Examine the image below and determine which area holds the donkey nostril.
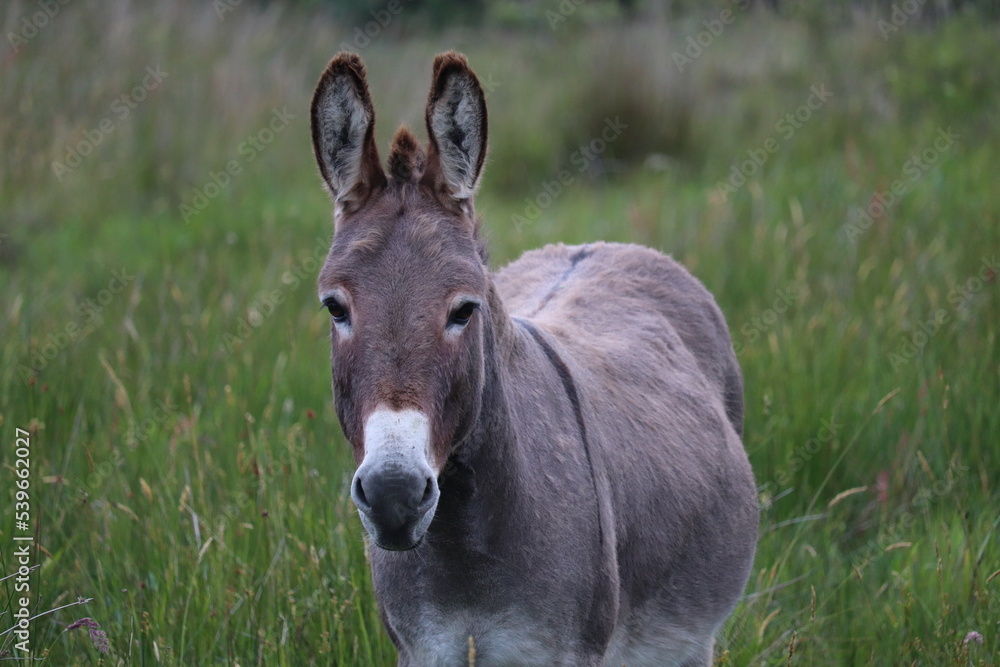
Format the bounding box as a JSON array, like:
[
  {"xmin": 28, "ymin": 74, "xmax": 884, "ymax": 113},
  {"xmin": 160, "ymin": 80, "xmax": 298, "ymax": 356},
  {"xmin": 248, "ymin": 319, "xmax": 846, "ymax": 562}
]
[
  {"xmin": 420, "ymin": 477, "xmax": 435, "ymax": 506},
  {"xmin": 352, "ymin": 475, "xmax": 371, "ymax": 510}
]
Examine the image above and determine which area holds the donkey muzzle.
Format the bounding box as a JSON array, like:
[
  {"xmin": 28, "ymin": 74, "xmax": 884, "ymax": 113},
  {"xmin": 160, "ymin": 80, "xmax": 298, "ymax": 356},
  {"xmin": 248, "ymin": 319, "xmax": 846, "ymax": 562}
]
[
  {"xmin": 353, "ymin": 408, "xmax": 440, "ymax": 550},
  {"xmin": 352, "ymin": 465, "xmax": 439, "ymax": 550}
]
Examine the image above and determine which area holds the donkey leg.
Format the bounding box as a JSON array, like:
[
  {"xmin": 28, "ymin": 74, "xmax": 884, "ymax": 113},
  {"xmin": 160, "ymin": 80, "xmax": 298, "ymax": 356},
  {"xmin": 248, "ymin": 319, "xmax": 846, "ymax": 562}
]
[{"xmin": 679, "ymin": 638, "xmax": 714, "ymax": 667}]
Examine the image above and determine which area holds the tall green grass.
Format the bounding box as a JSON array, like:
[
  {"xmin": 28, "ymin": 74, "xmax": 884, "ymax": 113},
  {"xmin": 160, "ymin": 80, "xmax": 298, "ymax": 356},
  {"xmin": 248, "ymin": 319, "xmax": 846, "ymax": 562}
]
[{"xmin": 1, "ymin": 1, "xmax": 998, "ymax": 664}]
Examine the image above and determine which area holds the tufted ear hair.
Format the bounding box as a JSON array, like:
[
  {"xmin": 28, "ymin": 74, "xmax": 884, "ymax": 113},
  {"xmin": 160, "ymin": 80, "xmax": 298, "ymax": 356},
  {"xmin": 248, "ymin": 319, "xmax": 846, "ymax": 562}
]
[
  {"xmin": 387, "ymin": 126, "xmax": 426, "ymax": 183},
  {"xmin": 422, "ymin": 52, "xmax": 488, "ymax": 206},
  {"xmin": 310, "ymin": 52, "xmax": 387, "ymax": 214}
]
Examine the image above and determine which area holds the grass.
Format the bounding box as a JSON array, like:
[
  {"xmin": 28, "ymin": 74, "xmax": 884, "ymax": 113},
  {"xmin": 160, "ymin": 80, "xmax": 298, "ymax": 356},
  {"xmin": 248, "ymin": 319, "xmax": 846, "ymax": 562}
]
[{"xmin": 1, "ymin": 1, "xmax": 998, "ymax": 664}]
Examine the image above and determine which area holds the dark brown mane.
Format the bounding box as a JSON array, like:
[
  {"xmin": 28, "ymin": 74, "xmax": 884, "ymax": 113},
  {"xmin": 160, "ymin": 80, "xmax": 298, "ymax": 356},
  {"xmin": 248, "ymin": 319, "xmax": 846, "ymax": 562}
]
[{"xmin": 388, "ymin": 126, "xmax": 426, "ymax": 184}]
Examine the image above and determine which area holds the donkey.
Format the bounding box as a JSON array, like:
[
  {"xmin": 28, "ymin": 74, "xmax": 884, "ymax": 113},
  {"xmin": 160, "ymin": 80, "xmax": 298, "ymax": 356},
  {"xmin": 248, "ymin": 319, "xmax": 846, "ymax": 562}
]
[{"xmin": 309, "ymin": 51, "xmax": 759, "ymax": 666}]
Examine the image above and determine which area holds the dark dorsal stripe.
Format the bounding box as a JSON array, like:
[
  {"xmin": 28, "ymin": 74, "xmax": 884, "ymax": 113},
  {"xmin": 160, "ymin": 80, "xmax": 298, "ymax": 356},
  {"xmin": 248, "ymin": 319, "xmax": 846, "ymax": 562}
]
[
  {"xmin": 526, "ymin": 245, "xmax": 593, "ymax": 317},
  {"xmin": 514, "ymin": 317, "xmax": 604, "ymax": 547}
]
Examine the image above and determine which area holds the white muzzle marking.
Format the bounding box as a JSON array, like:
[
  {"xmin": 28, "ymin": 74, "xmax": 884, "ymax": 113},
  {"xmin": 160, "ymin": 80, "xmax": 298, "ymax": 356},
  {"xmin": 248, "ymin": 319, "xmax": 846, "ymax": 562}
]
[
  {"xmin": 361, "ymin": 408, "xmax": 434, "ymax": 472},
  {"xmin": 353, "ymin": 407, "xmax": 439, "ymax": 550}
]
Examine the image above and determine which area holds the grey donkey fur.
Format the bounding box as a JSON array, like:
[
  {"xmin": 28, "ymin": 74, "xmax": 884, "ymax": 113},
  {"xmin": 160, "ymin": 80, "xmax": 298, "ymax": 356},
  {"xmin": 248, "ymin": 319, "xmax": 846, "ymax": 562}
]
[{"xmin": 310, "ymin": 51, "xmax": 759, "ymax": 666}]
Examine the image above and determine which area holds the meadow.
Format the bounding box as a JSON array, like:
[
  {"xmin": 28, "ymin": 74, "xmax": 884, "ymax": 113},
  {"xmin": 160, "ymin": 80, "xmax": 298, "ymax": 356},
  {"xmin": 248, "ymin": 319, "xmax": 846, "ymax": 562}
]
[{"xmin": 1, "ymin": 0, "xmax": 998, "ymax": 664}]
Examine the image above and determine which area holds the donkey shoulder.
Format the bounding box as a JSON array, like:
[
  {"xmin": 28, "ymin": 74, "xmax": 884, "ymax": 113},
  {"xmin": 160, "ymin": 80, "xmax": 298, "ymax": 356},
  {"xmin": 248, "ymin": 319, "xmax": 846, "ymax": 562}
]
[
  {"xmin": 496, "ymin": 241, "xmax": 744, "ymax": 436},
  {"xmin": 497, "ymin": 241, "xmax": 717, "ymax": 324}
]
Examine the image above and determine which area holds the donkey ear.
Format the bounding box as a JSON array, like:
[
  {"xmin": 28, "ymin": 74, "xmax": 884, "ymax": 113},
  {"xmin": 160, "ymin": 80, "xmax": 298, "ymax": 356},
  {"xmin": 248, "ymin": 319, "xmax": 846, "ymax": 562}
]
[
  {"xmin": 310, "ymin": 52, "xmax": 386, "ymax": 210},
  {"xmin": 423, "ymin": 52, "xmax": 488, "ymax": 202}
]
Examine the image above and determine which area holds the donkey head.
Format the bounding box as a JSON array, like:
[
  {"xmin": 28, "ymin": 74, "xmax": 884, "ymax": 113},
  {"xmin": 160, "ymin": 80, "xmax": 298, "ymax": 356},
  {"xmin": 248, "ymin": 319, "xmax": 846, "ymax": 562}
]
[{"xmin": 310, "ymin": 52, "xmax": 489, "ymax": 551}]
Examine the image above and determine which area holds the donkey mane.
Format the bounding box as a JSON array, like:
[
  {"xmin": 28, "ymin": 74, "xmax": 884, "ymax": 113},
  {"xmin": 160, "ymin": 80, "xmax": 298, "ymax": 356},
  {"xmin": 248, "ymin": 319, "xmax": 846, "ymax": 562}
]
[{"xmin": 387, "ymin": 127, "xmax": 426, "ymax": 184}]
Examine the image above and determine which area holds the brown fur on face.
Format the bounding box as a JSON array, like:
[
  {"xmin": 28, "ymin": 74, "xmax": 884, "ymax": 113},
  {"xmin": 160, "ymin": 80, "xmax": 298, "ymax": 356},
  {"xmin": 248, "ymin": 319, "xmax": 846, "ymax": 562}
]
[
  {"xmin": 318, "ymin": 182, "xmax": 489, "ymax": 471},
  {"xmin": 311, "ymin": 51, "xmax": 493, "ymax": 471},
  {"xmin": 309, "ymin": 51, "xmax": 758, "ymax": 665}
]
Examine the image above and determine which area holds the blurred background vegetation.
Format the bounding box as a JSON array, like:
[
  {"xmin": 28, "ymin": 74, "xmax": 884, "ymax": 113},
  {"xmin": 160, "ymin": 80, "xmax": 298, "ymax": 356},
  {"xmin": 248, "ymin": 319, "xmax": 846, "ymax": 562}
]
[{"xmin": 1, "ymin": 0, "xmax": 998, "ymax": 664}]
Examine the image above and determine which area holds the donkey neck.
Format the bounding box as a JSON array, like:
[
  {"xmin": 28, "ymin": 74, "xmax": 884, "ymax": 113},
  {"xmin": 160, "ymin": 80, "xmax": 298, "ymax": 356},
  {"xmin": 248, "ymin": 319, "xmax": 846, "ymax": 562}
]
[
  {"xmin": 428, "ymin": 279, "xmax": 529, "ymax": 544},
  {"xmin": 428, "ymin": 277, "xmax": 599, "ymax": 553},
  {"xmin": 442, "ymin": 280, "xmax": 519, "ymax": 488}
]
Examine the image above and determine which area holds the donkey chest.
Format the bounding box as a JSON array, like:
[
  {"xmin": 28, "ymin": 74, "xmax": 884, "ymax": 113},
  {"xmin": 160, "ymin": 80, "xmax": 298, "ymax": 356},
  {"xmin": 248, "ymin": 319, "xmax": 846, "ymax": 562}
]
[{"xmin": 394, "ymin": 606, "xmax": 560, "ymax": 666}]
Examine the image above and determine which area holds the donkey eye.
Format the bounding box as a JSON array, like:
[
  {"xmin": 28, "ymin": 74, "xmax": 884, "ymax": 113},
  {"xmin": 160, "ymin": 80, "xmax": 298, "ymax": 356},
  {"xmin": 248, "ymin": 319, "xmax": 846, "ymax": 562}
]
[
  {"xmin": 448, "ymin": 302, "xmax": 478, "ymax": 328},
  {"xmin": 323, "ymin": 297, "xmax": 349, "ymax": 324}
]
